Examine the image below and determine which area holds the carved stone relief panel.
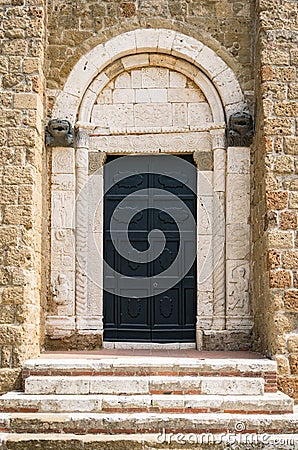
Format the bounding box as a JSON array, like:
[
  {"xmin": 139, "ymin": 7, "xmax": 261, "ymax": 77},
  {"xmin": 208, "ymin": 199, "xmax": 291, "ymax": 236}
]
[
  {"xmin": 226, "ymin": 260, "xmax": 253, "ymax": 331},
  {"xmin": 51, "ymin": 192, "xmax": 75, "ymax": 229},
  {"xmin": 52, "ymin": 148, "xmax": 75, "ymax": 174},
  {"xmin": 49, "ymin": 144, "xmax": 76, "ymax": 333},
  {"xmin": 226, "ymin": 146, "xmax": 252, "ymax": 335},
  {"xmin": 197, "ymin": 292, "xmax": 214, "ymax": 330},
  {"xmin": 90, "ymin": 132, "xmax": 212, "ymax": 154},
  {"xmin": 226, "ymin": 174, "xmax": 250, "ymax": 224},
  {"xmin": 51, "ymin": 229, "xmax": 75, "ymax": 271}
]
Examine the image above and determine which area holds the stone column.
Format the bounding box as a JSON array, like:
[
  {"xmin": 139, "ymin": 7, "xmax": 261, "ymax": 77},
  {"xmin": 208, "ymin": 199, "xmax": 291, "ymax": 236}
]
[
  {"xmin": 193, "ymin": 148, "xmax": 214, "ymax": 349},
  {"xmin": 75, "ymin": 127, "xmax": 91, "ymax": 325},
  {"xmin": 84, "ymin": 150, "xmax": 107, "ymax": 335},
  {"xmin": 211, "ymin": 129, "xmax": 226, "ymax": 330}
]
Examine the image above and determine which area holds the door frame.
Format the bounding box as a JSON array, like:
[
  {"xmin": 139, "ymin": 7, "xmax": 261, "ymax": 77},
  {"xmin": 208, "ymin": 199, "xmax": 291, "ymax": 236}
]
[{"xmin": 47, "ymin": 29, "xmax": 252, "ymax": 350}]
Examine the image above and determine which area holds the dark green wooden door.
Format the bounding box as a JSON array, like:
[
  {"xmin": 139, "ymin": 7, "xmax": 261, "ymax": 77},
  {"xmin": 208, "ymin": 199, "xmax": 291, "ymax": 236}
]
[{"xmin": 103, "ymin": 155, "xmax": 196, "ymax": 342}]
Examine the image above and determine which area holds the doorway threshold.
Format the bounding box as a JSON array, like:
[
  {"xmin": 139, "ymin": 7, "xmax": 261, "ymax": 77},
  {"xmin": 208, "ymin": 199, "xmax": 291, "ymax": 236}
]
[{"xmin": 103, "ymin": 341, "xmax": 196, "ymax": 350}]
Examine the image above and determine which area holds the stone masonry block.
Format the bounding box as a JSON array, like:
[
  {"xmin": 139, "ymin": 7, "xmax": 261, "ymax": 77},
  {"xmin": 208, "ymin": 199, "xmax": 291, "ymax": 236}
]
[
  {"xmin": 283, "ymin": 251, "xmax": 298, "ymax": 269},
  {"xmin": 267, "ymin": 250, "xmax": 281, "ymax": 269},
  {"xmin": 0, "ymin": 186, "xmax": 18, "ymax": 205},
  {"xmin": 280, "ymin": 211, "xmax": 297, "ymax": 230},
  {"xmin": 2, "ymin": 39, "xmax": 27, "ymax": 55},
  {"xmin": 289, "ymin": 192, "xmax": 298, "ymax": 209},
  {"xmin": 284, "ymin": 290, "xmax": 298, "ymax": 312},
  {"xmin": 275, "ymin": 355, "xmax": 290, "ymax": 375},
  {"xmin": 7, "ymin": 128, "xmax": 36, "ymax": 147},
  {"xmin": 288, "ymin": 334, "xmax": 298, "ymax": 353},
  {"xmin": 273, "ymin": 156, "xmax": 294, "ymax": 174},
  {"xmin": 14, "ymin": 93, "xmax": 39, "ymax": 110},
  {"xmin": 3, "ymin": 205, "xmax": 33, "ymax": 228},
  {"xmin": 269, "ymin": 270, "xmax": 292, "ymax": 288},
  {"xmin": 289, "ymin": 355, "xmax": 298, "ymax": 375},
  {"xmin": 266, "ymin": 191, "xmax": 288, "ymax": 210},
  {"xmin": 267, "ymin": 230, "xmax": 293, "ymax": 248},
  {"xmin": 274, "ymin": 102, "xmax": 298, "ymax": 117},
  {"xmin": 264, "ymin": 118, "xmax": 293, "ymax": 136},
  {"xmin": 2, "ymin": 166, "xmax": 35, "ymax": 185}
]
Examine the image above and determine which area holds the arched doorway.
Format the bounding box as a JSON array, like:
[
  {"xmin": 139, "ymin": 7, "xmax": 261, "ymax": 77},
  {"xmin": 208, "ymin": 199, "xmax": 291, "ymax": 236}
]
[{"xmin": 47, "ymin": 29, "xmax": 252, "ymax": 350}]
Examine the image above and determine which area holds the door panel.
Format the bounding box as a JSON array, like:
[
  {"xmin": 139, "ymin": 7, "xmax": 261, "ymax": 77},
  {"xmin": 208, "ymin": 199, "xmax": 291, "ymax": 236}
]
[{"xmin": 103, "ymin": 155, "xmax": 196, "ymax": 342}]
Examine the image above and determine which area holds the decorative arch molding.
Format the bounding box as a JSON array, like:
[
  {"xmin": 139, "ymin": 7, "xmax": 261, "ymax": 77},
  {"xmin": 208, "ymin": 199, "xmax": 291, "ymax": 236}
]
[{"xmin": 52, "ymin": 28, "xmax": 245, "ymax": 125}]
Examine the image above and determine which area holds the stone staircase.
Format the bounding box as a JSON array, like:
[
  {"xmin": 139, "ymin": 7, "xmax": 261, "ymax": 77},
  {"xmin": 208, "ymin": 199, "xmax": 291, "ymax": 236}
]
[{"xmin": 0, "ymin": 354, "xmax": 298, "ymax": 449}]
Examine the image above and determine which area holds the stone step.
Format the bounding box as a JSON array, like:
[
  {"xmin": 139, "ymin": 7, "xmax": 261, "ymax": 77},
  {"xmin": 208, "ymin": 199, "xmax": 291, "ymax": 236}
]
[
  {"xmin": 0, "ymin": 391, "xmax": 293, "ymax": 414},
  {"xmin": 0, "ymin": 432, "xmax": 298, "ymax": 449},
  {"xmin": 1, "ymin": 410, "xmax": 298, "ymax": 435},
  {"xmin": 22, "ymin": 356, "xmax": 278, "ymax": 392},
  {"xmin": 24, "ymin": 375, "xmax": 265, "ymax": 396},
  {"xmin": 23, "ymin": 356, "xmax": 277, "ymax": 377}
]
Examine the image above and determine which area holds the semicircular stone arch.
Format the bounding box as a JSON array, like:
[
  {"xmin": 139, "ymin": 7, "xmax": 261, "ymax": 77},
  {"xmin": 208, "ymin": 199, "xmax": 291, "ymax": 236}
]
[
  {"xmin": 52, "ymin": 28, "xmax": 245, "ymax": 126},
  {"xmin": 78, "ymin": 54, "xmax": 223, "ymax": 132}
]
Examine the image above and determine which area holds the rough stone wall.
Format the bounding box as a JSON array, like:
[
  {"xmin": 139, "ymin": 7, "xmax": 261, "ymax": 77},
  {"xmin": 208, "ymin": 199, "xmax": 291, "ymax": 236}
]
[
  {"xmin": 0, "ymin": 0, "xmax": 45, "ymax": 392},
  {"xmin": 46, "ymin": 0, "xmax": 255, "ymax": 113},
  {"xmin": 253, "ymin": 0, "xmax": 298, "ymax": 401}
]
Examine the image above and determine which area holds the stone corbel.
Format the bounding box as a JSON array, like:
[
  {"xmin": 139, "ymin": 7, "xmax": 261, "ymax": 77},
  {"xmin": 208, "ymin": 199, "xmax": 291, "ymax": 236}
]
[
  {"xmin": 227, "ymin": 112, "xmax": 253, "ymax": 147},
  {"xmin": 45, "ymin": 119, "xmax": 74, "ymax": 147}
]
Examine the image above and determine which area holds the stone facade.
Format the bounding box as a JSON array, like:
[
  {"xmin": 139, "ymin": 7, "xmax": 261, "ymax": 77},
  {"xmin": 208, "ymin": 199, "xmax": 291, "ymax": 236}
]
[{"xmin": 0, "ymin": 0, "xmax": 297, "ymax": 402}]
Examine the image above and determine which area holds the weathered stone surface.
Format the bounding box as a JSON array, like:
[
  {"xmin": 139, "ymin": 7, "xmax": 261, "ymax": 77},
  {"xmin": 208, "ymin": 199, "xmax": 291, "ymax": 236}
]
[
  {"xmin": 284, "ymin": 290, "xmax": 298, "ymax": 312},
  {"xmin": 275, "ymin": 355, "xmax": 290, "ymax": 376},
  {"xmin": 267, "ymin": 250, "xmax": 281, "ymax": 269},
  {"xmin": 266, "ymin": 192, "xmax": 288, "ymax": 210},
  {"xmin": 280, "ymin": 212, "xmax": 297, "ymax": 230},
  {"xmin": 268, "ymin": 231, "xmax": 293, "ymax": 249},
  {"xmin": 269, "ymin": 270, "xmax": 292, "ymax": 289}
]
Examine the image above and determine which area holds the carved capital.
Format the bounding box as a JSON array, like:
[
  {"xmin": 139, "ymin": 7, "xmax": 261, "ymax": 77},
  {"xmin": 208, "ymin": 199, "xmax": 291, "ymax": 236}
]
[
  {"xmin": 45, "ymin": 119, "xmax": 74, "ymax": 147},
  {"xmin": 88, "ymin": 151, "xmax": 107, "ymax": 174},
  {"xmin": 193, "ymin": 151, "xmax": 199, "ymax": 166},
  {"xmin": 210, "ymin": 129, "xmax": 226, "ymax": 150},
  {"xmin": 228, "ymin": 112, "xmax": 253, "ymax": 147},
  {"xmin": 193, "ymin": 151, "xmax": 213, "ymax": 171},
  {"xmin": 75, "ymin": 128, "xmax": 90, "ymax": 149}
]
